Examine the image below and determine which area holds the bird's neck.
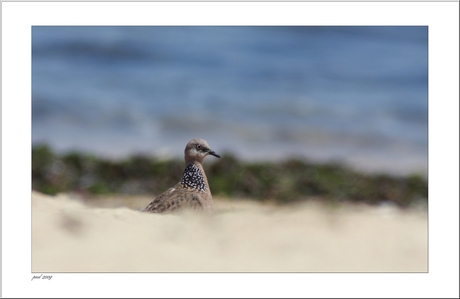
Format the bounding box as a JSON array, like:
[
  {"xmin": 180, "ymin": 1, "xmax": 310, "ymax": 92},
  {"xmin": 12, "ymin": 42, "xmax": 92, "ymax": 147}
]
[{"xmin": 180, "ymin": 162, "xmax": 209, "ymax": 192}]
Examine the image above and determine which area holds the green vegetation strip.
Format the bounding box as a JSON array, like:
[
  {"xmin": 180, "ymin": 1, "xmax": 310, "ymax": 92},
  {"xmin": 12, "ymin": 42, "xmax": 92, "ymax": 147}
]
[{"xmin": 32, "ymin": 144, "xmax": 427, "ymax": 207}]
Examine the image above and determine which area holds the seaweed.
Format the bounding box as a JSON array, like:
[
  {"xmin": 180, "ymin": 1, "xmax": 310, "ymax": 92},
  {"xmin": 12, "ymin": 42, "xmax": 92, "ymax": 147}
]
[{"xmin": 32, "ymin": 144, "xmax": 428, "ymax": 207}]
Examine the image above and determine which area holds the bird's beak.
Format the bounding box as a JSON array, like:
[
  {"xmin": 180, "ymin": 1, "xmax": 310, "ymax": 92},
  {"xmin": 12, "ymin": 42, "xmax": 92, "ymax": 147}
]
[{"xmin": 208, "ymin": 149, "xmax": 220, "ymax": 158}]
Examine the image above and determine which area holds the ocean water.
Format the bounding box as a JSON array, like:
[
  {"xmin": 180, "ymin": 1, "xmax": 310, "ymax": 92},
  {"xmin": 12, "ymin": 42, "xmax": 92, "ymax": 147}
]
[{"xmin": 32, "ymin": 26, "xmax": 428, "ymax": 175}]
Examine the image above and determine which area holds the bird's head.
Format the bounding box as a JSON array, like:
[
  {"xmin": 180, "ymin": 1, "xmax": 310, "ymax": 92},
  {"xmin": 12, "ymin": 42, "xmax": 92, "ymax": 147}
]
[{"xmin": 184, "ymin": 139, "xmax": 220, "ymax": 164}]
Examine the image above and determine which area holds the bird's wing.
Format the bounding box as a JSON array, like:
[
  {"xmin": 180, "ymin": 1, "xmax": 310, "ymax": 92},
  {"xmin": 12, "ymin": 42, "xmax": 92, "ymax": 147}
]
[{"xmin": 141, "ymin": 186, "xmax": 204, "ymax": 213}]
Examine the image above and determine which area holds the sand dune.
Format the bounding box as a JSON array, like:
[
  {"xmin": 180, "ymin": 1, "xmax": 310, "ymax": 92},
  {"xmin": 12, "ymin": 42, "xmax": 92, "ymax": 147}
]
[{"xmin": 32, "ymin": 191, "xmax": 427, "ymax": 272}]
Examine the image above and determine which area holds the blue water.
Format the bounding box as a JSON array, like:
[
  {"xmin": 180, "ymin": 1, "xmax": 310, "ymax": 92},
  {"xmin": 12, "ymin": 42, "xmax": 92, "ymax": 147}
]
[{"xmin": 32, "ymin": 26, "xmax": 428, "ymax": 175}]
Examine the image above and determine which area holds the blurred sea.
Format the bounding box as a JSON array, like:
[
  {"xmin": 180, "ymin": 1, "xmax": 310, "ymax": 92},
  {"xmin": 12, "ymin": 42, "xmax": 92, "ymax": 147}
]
[{"xmin": 32, "ymin": 26, "xmax": 428, "ymax": 176}]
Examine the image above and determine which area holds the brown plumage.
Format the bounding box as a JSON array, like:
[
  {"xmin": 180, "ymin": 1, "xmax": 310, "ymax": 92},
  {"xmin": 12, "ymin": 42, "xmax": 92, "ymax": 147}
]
[{"xmin": 141, "ymin": 139, "xmax": 220, "ymax": 214}]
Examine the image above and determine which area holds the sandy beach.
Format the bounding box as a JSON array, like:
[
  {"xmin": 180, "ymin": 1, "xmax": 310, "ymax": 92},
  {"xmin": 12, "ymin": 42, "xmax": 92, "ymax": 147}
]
[{"xmin": 32, "ymin": 191, "xmax": 427, "ymax": 272}]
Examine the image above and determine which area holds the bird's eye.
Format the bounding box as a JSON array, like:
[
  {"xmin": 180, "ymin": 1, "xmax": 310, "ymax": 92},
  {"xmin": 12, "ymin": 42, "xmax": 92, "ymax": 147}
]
[{"xmin": 196, "ymin": 144, "xmax": 202, "ymax": 150}]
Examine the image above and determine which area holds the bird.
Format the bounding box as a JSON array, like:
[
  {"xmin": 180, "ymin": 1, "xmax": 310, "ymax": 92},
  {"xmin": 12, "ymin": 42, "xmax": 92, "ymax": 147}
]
[{"xmin": 141, "ymin": 139, "xmax": 220, "ymax": 214}]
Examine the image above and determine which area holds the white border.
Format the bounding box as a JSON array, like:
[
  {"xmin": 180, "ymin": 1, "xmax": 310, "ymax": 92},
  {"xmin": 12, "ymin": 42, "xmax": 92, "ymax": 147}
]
[{"xmin": 2, "ymin": 1, "xmax": 459, "ymax": 298}]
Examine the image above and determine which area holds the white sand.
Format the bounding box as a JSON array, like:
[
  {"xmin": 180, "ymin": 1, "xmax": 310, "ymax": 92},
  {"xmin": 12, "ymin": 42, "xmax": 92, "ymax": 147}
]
[{"xmin": 32, "ymin": 191, "xmax": 427, "ymax": 272}]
